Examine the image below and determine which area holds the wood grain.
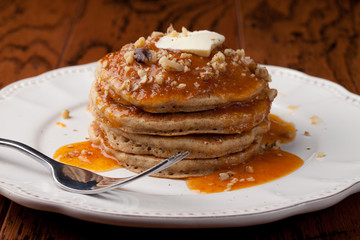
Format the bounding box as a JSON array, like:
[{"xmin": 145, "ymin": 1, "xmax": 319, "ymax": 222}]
[
  {"xmin": 58, "ymin": 0, "xmax": 239, "ymax": 67},
  {"xmin": 0, "ymin": 196, "xmax": 10, "ymax": 229},
  {"xmin": 239, "ymin": 0, "xmax": 360, "ymax": 93},
  {"xmin": 0, "ymin": 0, "xmax": 80, "ymax": 87},
  {"xmin": 0, "ymin": 0, "xmax": 360, "ymax": 239}
]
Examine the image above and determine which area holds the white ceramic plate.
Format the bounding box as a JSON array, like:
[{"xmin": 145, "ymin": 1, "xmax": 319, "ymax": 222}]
[{"xmin": 1, "ymin": 63, "xmax": 360, "ymax": 228}]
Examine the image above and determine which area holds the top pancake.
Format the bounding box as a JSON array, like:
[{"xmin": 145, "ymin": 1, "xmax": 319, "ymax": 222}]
[{"xmin": 96, "ymin": 28, "xmax": 273, "ymax": 113}]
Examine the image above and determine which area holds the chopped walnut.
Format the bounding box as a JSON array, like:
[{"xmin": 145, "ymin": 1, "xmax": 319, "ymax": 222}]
[
  {"xmin": 157, "ymin": 49, "xmax": 169, "ymax": 59},
  {"xmin": 210, "ymin": 51, "xmax": 227, "ymax": 72},
  {"xmin": 316, "ymin": 152, "xmax": 325, "ymax": 158},
  {"xmin": 200, "ymin": 66, "xmax": 215, "ymax": 79},
  {"xmin": 264, "ymin": 139, "xmax": 281, "ymax": 150},
  {"xmin": 124, "ymin": 51, "xmax": 134, "ymax": 64},
  {"xmin": 137, "ymin": 69, "xmax": 148, "ymax": 84},
  {"xmin": 166, "ymin": 25, "xmax": 192, "ymax": 38},
  {"xmin": 243, "ymin": 57, "xmax": 257, "ymax": 72},
  {"xmin": 245, "ymin": 166, "xmax": 254, "ymax": 173},
  {"xmin": 236, "ymin": 49, "xmax": 245, "ymax": 58},
  {"xmin": 159, "ymin": 56, "xmax": 184, "ymax": 71},
  {"xmin": 120, "ymin": 80, "xmax": 131, "ymax": 91},
  {"xmin": 181, "ymin": 26, "xmax": 189, "ymax": 37},
  {"xmin": 124, "ymin": 66, "xmax": 130, "ymax": 75},
  {"xmin": 155, "ymin": 73, "xmax": 165, "ymax": 84},
  {"xmin": 134, "ymin": 47, "xmax": 152, "ymax": 63},
  {"xmin": 166, "ymin": 25, "xmax": 179, "ymax": 37},
  {"xmin": 224, "ymin": 48, "xmax": 234, "ymax": 55},
  {"xmin": 151, "ymin": 31, "xmax": 163, "ymax": 38},
  {"xmin": 101, "ymin": 59, "xmax": 108, "ymax": 68},
  {"xmin": 134, "ymin": 47, "xmax": 157, "ymax": 64},
  {"xmin": 149, "ymin": 50, "xmax": 158, "ymax": 63},
  {"xmin": 177, "ymin": 83, "xmax": 186, "ymax": 89},
  {"xmin": 219, "ymin": 172, "xmax": 230, "ymax": 181},
  {"xmin": 134, "ymin": 37, "xmax": 146, "ymax": 48},
  {"xmin": 255, "ymin": 66, "xmax": 267, "ymax": 78},
  {"xmin": 224, "ymin": 48, "xmax": 245, "ymax": 64},
  {"xmin": 255, "ymin": 66, "xmax": 271, "ymax": 81},
  {"xmin": 66, "ymin": 151, "xmax": 80, "ymax": 158},
  {"xmin": 81, "ymin": 149, "xmax": 93, "ymax": 155},
  {"xmin": 61, "ymin": 109, "xmax": 70, "ymax": 119},
  {"xmin": 219, "ymin": 171, "xmax": 236, "ymax": 181},
  {"xmin": 180, "ymin": 53, "xmax": 192, "ymax": 58},
  {"xmin": 266, "ymin": 88, "xmax": 278, "ymax": 101},
  {"xmin": 225, "ymin": 177, "xmax": 239, "ymax": 191}
]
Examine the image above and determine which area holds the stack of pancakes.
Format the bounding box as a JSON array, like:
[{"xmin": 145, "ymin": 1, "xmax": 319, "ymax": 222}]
[{"xmin": 88, "ymin": 27, "xmax": 277, "ymax": 178}]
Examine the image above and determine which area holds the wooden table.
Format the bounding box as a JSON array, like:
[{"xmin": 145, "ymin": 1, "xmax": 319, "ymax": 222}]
[{"xmin": 1, "ymin": 0, "xmax": 359, "ymax": 238}]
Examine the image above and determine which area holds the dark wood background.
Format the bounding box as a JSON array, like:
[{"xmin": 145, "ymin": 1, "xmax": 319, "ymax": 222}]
[{"xmin": 0, "ymin": 0, "xmax": 359, "ymax": 239}]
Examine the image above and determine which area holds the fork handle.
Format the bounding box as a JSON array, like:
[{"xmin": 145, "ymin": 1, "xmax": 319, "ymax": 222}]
[{"xmin": 0, "ymin": 138, "xmax": 55, "ymax": 170}]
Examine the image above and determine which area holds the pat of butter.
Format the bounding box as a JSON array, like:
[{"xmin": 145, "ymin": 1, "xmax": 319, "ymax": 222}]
[{"xmin": 155, "ymin": 30, "xmax": 225, "ymax": 57}]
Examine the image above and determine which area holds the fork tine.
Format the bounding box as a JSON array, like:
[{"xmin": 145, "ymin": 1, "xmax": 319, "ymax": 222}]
[
  {"xmin": 95, "ymin": 152, "xmax": 189, "ymax": 190},
  {"xmin": 133, "ymin": 151, "xmax": 189, "ymax": 177},
  {"xmin": 154, "ymin": 151, "xmax": 189, "ymax": 173},
  {"xmin": 97, "ymin": 152, "xmax": 189, "ymax": 189},
  {"xmin": 99, "ymin": 151, "xmax": 189, "ymax": 190}
]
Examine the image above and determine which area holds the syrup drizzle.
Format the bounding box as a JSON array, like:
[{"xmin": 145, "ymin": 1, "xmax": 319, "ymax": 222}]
[{"xmin": 54, "ymin": 114, "xmax": 303, "ymax": 193}]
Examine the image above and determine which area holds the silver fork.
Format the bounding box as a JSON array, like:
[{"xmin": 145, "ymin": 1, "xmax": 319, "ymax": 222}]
[{"xmin": 0, "ymin": 138, "xmax": 188, "ymax": 194}]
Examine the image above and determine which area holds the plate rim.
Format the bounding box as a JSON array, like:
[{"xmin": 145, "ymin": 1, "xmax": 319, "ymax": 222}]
[{"xmin": 1, "ymin": 63, "xmax": 360, "ymax": 228}]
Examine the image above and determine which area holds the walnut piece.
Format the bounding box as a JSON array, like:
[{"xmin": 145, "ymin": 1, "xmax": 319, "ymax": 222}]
[
  {"xmin": 61, "ymin": 110, "xmax": 70, "ymax": 119},
  {"xmin": 155, "ymin": 73, "xmax": 165, "ymax": 84},
  {"xmin": 134, "ymin": 47, "xmax": 152, "ymax": 63},
  {"xmin": 137, "ymin": 69, "xmax": 148, "ymax": 84},
  {"xmin": 210, "ymin": 51, "xmax": 227, "ymax": 72},
  {"xmin": 134, "ymin": 37, "xmax": 146, "ymax": 48},
  {"xmin": 158, "ymin": 56, "xmax": 184, "ymax": 71},
  {"xmin": 245, "ymin": 166, "xmax": 254, "ymax": 173},
  {"xmin": 124, "ymin": 51, "xmax": 134, "ymax": 64}
]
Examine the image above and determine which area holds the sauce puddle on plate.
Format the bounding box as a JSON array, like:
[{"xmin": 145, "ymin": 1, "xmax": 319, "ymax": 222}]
[
  {"xmin": 186, "ymin": 114, "xmax": 303, "ymax": 193},
  {"xmin": 53, "ymin": 114, "xmax": 303, "ymax": 193},
  {"xmin": 53, "ymin": 141, "xmax": 122, "ymax": 172},
  {"xmin": 186, "ymin": 148, "xmax": 303, "ymax": 194}
]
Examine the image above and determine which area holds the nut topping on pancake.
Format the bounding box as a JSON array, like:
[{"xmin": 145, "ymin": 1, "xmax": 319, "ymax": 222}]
[{"xmin": 96, "ymin": 26, "xmax": 274, "ymax": 113}]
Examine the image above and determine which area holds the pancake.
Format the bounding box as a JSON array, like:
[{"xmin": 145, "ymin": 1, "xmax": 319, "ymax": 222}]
[
  {"xmin": 88, "ymin": 122, "xmax": 263, "ymax": 178},
  {"xmin": 89, "ymin": 80, "xmax": 273, "ymax": 135},
  {"xmin": 96, "ymin": 31, "xmax": 272, "ymax": 113},
  {"xmin": 93, "ymin": 119, "xmax": 269, "ymax": 159}
]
